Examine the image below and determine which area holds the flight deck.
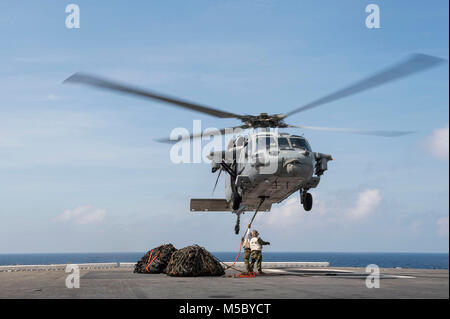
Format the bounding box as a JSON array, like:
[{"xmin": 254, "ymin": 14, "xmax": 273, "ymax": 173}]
[{"xmin": 0, "ymin": 263, "xmax": 447, "ymax": 299}]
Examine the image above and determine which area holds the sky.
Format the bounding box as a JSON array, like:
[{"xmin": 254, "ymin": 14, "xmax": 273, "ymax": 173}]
[{"xmin": 0, "ymin": 1, "xmax": 448, "ymax": 253}]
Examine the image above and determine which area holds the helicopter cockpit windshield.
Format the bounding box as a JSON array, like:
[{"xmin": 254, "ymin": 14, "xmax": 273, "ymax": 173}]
[
  {"xmin": 277, "ymin": 137, "xmax": 291, "ymax": 150},
  {"xmin": 256, "ymin": 136, "xmax": 277, "ymax": 151},
  {"xmin": 290, "ymin": 137, "xmax": 312, "ymax": 152}
]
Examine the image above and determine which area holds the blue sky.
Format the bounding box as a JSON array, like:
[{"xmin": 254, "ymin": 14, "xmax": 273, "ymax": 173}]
[{"xmin": 0, "ymin": 1, "xmax": 448, "ymax": 253}]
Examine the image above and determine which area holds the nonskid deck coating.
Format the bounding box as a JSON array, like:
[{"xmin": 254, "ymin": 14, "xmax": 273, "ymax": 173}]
[{"xmin": 0, "ymin": 267, "xmax": 447, "ymax": 299}]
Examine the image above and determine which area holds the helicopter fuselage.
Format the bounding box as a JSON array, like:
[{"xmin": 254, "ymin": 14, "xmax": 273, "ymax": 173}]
[{"xmin": 219, "ymin": 131, "xmax": 329, "ymax": 211}]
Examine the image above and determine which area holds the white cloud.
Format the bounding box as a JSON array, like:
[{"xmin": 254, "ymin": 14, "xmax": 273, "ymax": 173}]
[
  {"xmin": 437, "ymin": 217, "xmax": 449, "ymax": 237},
  {"xmin": 426, "ymin": 125, "xmax": 449, "ymax": 160},
  {"xmin": 46, "ymin": 94, "xmax": 60, "ymax": 101},
  {"xmin": 261, "ymin": 197, "xmax": 303, "ymax": 228},
  {"xmin": 54, "ymin": 205, "xmax": 106, "ymax": 225},
  {"xmin": 260, "ymin": 188, "xmax": 381, "ymax": 229},
  {"xmin": 409, "ymin": 220, "xmax": 423, "ymax": 233},
  {"xmin": 346, "ymin": 189, "xmax": 381, "ymax": 220}
]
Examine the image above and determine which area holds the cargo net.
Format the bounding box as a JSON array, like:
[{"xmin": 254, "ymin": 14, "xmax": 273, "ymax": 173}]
[
  {"xmin": 134, "ymin": 244, "xmax": 225, "ymax": 277},
  {"xmin": 134, "ymin": 244, "xmax": 177, "ymax": 274},
  {"xmin": 165, "ymin": 245, "xmax": 225, "ymax": 277}
]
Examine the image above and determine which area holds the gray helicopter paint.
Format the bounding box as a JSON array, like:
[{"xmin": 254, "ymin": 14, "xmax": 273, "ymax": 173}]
[{"xmin": 207, "ymin": 131, "xmax": 329, "ymax": 212}]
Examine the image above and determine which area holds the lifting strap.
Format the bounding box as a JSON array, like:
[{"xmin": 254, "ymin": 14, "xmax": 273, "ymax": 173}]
[
  {"xmin": 248, "ymin": 197, "xmax": 265, "ymax": 229},
  {"xmin": 145, "ymin": 249, "xmax": 161, "ymax": 273},
  {"xmin": 222, "ymin": 197, "xmax": 265, "ymax": 271}
]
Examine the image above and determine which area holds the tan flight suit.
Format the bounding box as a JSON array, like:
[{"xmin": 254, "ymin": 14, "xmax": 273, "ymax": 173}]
[{"xmin": 249, "ymin": 236, "xmax": 270, "ymax": 273}]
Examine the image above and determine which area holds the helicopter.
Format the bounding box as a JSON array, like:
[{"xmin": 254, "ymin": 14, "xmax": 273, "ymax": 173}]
[
  {"xmin": 192, "ymin": 129, "xmax": 334, "ymax": 234},
  {"xmin": 64, "ymin": 53, "xmax": 444, "ymax": 234}
]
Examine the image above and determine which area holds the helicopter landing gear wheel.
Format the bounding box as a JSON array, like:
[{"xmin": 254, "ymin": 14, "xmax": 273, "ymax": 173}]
[
  {"xmin": 302, "ymin": 192, "xmax": 313, "ymax": 211},
  {"xmin": 232, "ymin": 193, "xmax": 242, "ymax": 211}
]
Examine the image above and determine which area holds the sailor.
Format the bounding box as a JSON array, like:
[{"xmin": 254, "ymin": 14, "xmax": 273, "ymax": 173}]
[
  {"xmin": 241, "ymin": 226, "xmax": 252, "ymax": 274},
  {"xmin": 249, "ymin": 230, "xmax": 270, "ymax": 275}
]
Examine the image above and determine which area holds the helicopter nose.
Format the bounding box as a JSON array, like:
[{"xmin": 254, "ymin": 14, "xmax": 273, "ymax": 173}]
[
  {"xmin": 283, "ymin": 156, "xmax": 314, "ymax": 178},
  {"xmin": 285, "ymin": 161, "xmax": 303, "ymax": 175}
]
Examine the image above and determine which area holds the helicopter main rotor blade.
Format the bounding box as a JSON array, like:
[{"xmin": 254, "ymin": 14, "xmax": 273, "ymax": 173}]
[
  {"xmin": 155, "ymin": 125, "xmax": 249, "ymax": 144},
  {"xmin": 64, "ymin": 72, "xmax": 243, "ymax": 119},
  {"xmin": 284, "ymin": 54, "xmax": 445, "ymax": 117},
  {"xmin": 288, "ymin": 125, "xmax": 414, "ymax": 137}
]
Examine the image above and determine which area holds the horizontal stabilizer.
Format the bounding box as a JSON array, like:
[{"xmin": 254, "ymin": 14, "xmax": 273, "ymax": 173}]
[
  {"xmin": 190, "ymin": 199, "xmax": 231, "ymax": 212},
  {"xmin": 190, "ymin": 199, "xmax": 271, "ymax": 212}
]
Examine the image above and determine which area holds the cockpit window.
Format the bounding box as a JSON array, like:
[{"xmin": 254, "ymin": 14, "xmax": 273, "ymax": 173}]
[
  {"xmin": 256, "ymin": 136, "xmax": 277, "ymax": 150},
  {"xmin": 245, "ymin": 139, "xmax": 252, "ymax": 158},
  {"xmin": 277, "ymin": 137, "xmax": 291, "ymax": 150},
  {"xmin": 290, "ymin": 137, "xmax": 312, "ymax": 152}
]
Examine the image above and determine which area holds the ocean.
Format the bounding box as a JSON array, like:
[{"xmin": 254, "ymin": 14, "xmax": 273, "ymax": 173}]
[{"xmin": 0, "ymin": 252, "xmax": 447, "ymax": 269}]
